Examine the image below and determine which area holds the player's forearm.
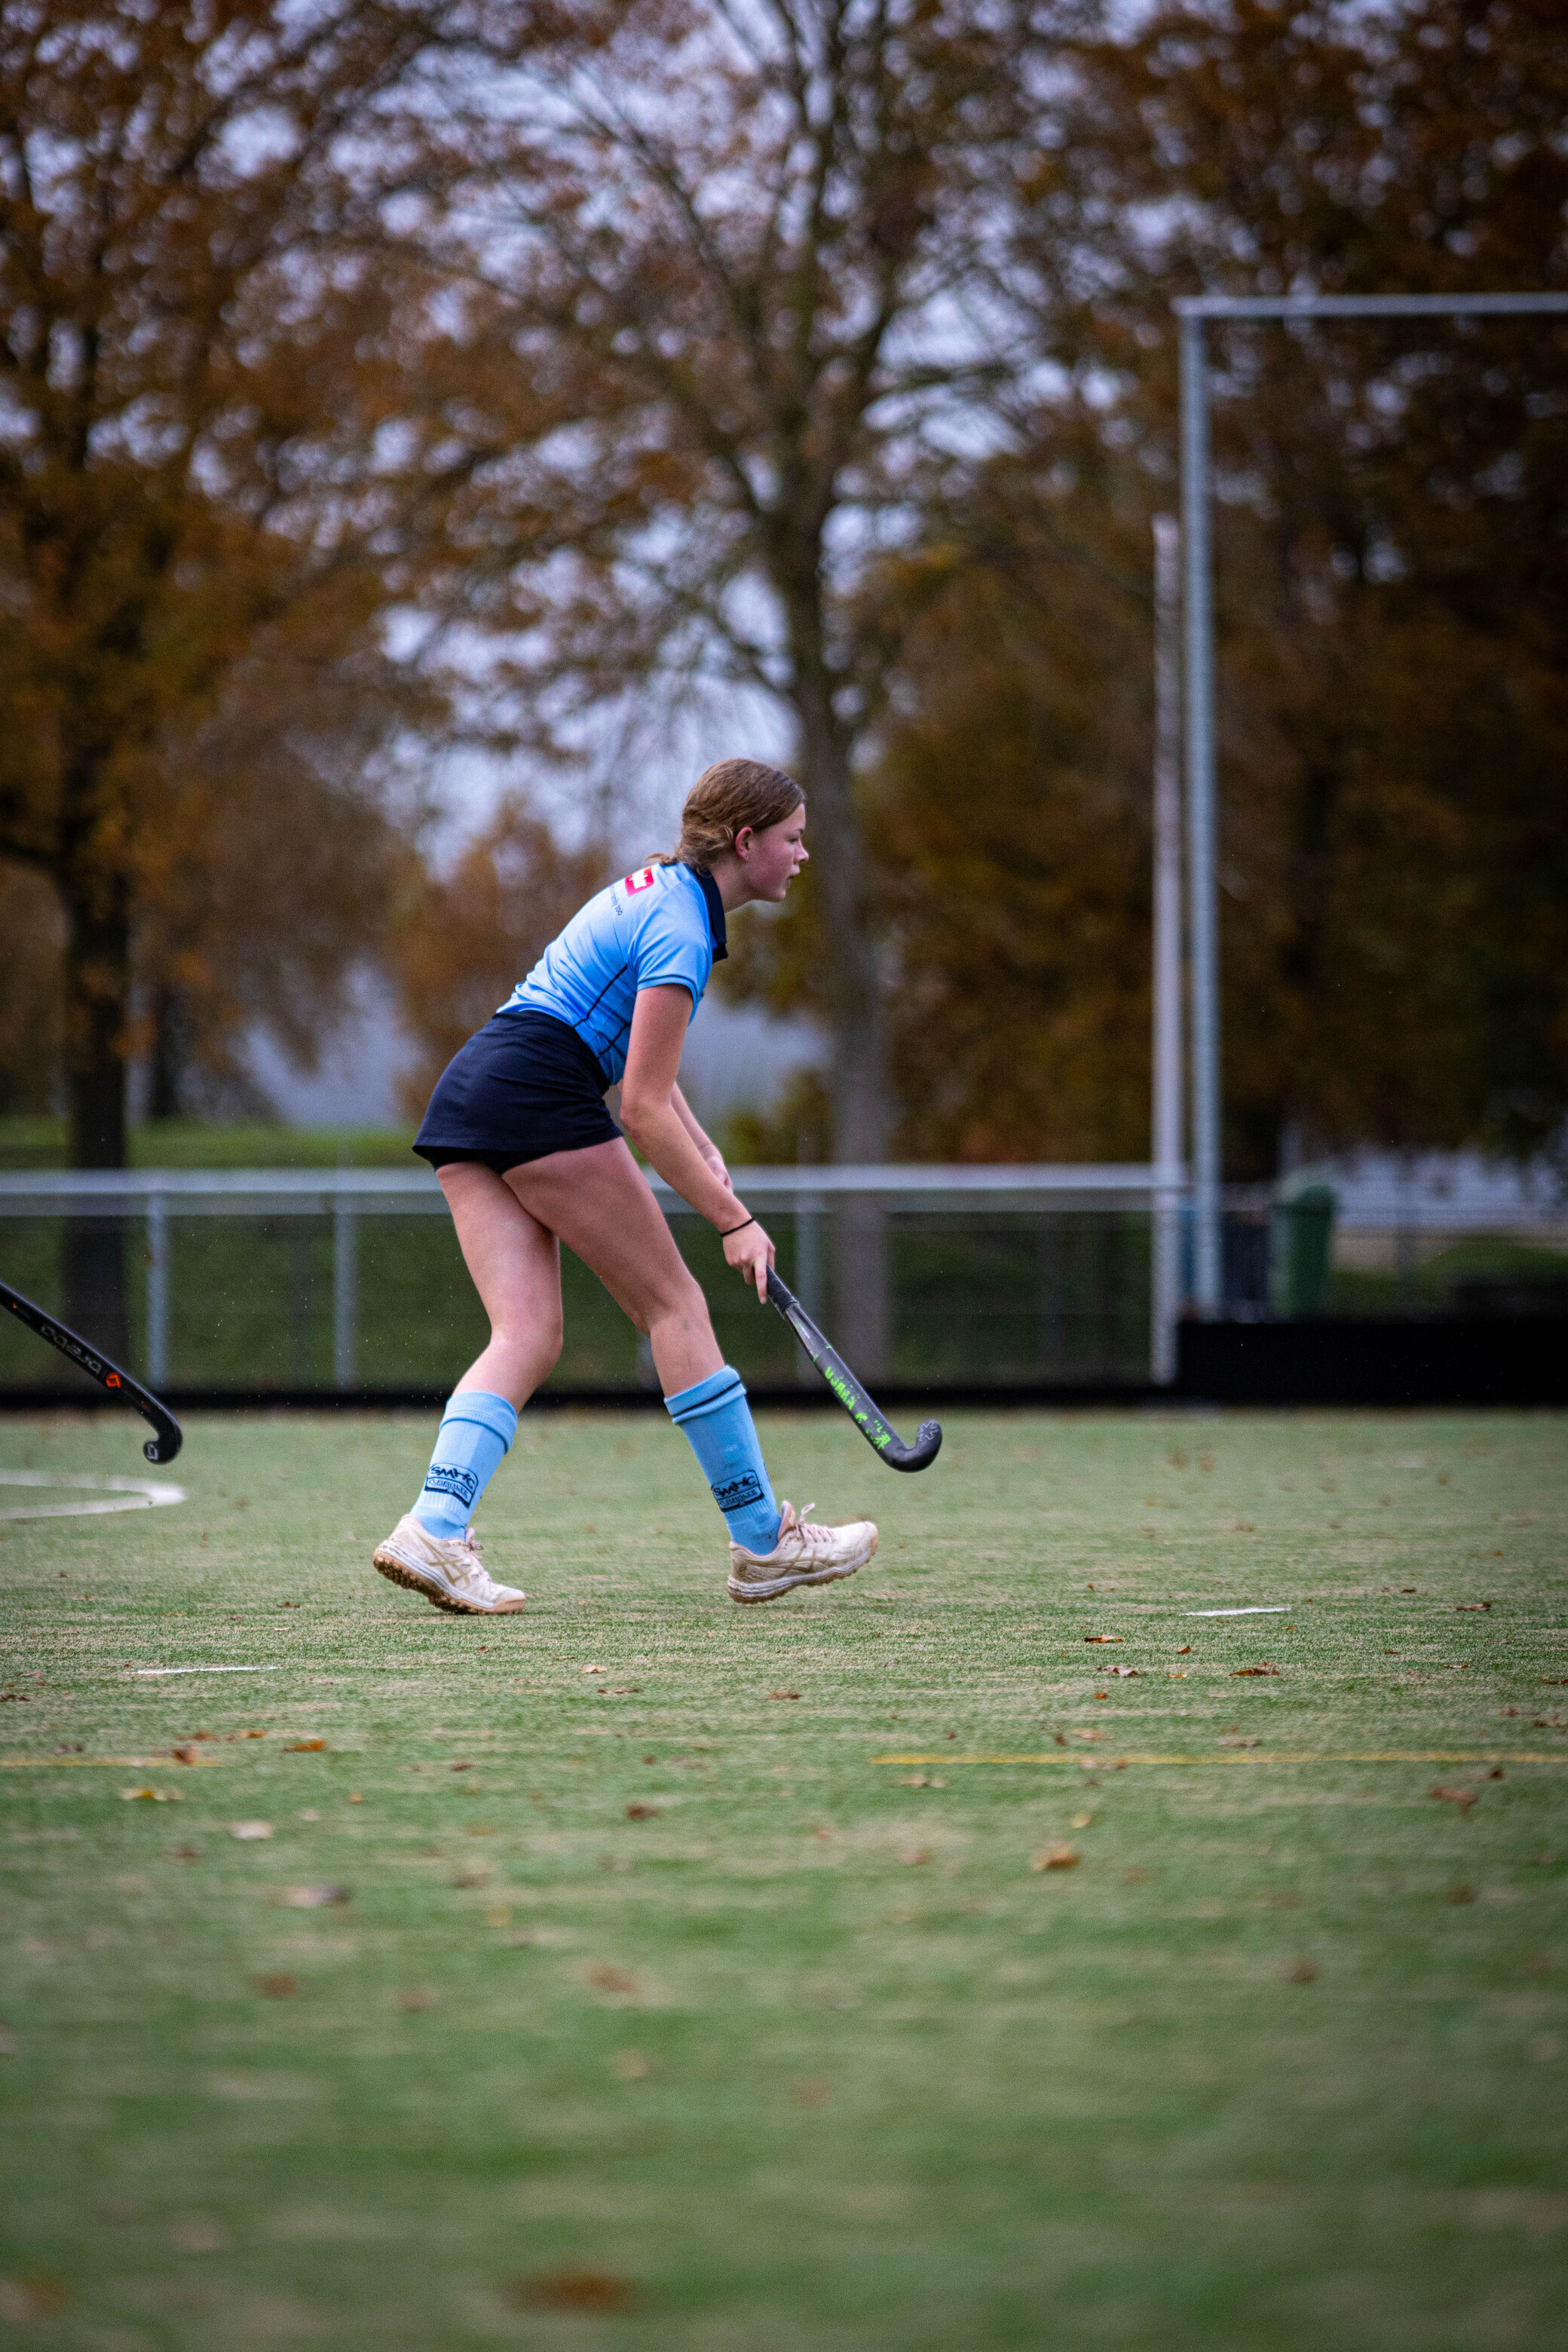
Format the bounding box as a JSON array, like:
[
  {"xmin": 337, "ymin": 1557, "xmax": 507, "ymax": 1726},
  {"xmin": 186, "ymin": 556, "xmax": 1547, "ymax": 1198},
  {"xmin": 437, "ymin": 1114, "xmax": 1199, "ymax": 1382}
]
[
  {"xmin": 669, "ymin": 1083, "xmax": 717, "ymax": 1158},
  {"xmin": 621, "ymin": 1098, "xmax": 747, "ymax": 1230}
]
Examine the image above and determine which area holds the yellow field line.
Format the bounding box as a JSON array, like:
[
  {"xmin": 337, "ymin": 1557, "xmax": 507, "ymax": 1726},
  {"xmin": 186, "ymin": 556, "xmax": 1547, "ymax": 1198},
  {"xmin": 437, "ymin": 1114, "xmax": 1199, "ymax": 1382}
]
[{"xmin": 874, "ymin": 1750, "xmax": 1568, "ymax": 1768}]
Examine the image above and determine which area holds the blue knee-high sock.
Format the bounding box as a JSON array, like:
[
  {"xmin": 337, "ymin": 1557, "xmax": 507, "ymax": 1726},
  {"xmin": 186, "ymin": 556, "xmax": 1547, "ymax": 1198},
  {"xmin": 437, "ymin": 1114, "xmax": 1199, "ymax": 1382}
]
[
  {"xmin": 664, "ymin": 1366, "xmax": 782, "ymax": 1553},
  {"xmin": 411, "ymin": 1391, "xmax": 517, "ymax": 1537}
]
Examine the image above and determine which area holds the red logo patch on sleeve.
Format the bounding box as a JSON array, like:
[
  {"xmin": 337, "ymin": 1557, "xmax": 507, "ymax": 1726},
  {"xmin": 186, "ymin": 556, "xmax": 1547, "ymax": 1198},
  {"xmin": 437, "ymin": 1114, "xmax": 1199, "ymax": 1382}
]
[{"xmin": 624, "ymin": 867, "xmax": 656, "ymax": 895}]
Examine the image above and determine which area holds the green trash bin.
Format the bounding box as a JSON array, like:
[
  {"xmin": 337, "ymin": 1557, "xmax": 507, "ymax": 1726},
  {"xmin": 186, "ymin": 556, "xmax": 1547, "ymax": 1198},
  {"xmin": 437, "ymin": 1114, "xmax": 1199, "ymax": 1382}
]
[{"xmin": 1273, "ymin": 1183, "xmax": 1336, "ymax": 1318}]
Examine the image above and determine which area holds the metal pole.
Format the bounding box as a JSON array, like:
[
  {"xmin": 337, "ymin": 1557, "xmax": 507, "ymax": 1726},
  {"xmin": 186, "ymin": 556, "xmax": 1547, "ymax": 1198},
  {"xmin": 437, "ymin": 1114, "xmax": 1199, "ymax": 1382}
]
[
  {"xmin": 1150, "ymin": 513, "xmax": 1184, "ymax": 1381},
  {"xmin": 145, "ymin": 1190, "xmax": 169, "ymax": 1388},
  {"xmin": 332, "ymin": 1199, "xmax": 357, "ymax": 1391},
  {"xmin": 1180, "ymin": 314, "xmax": 1223, "ymax": 1316}
]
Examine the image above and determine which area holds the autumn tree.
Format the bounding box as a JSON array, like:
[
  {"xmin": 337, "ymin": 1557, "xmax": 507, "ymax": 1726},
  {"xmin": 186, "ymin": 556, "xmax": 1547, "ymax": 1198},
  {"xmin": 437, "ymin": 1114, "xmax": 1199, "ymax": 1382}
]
[
  {"xmin": 419, "ymin": 0, "xmax": 1080, "ymax": 1364},
  {"xmin": 0, "ymin": 0, "xmax": 576, "ymax": 1346},
  {"xmin": 807, "ymin": 0, "xmax": 1568, "ymax": 1179},
  {"xmin": 1032, "ymin": 0, "xmax": 1568, "ymax": 1174}
]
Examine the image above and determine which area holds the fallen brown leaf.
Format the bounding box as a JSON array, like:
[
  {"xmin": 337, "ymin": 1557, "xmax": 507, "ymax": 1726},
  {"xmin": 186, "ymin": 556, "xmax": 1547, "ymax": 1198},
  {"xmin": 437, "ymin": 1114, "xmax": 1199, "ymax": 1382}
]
[
  {"xmin": 0, "ymin": 2274, "xmax": 69, "ymax": 2320},
  {"xmin": 625, "ymin": 1802, "xmax": 660, "ymax": 1819},
  {"xmin": 1456, "ymin": 1601, "xmax": 1492, "ymax": 1612},
  {"xmin": 504, "ymin": 2270, "xmax": 633, "ymax": 2314},
  {"xmin": 1175, "ymin": 1644, "xmax": 1192, "ymax": 1655},
  {"xmin": 1083, "ymin": 1634, "xmax": 1122, "ymax": 1644},
  {"xmin": 286, "ymin": 1739, "xmax": 326, "ymax": 1753},
  {"xmin": 769, "ymin": 1689, "xmax": 801, "ymax": 1700},
  {"xmin": 898, "ymin": 1846, "xmax": 931, "ymax": 1865},
  {"xmin": 587, "ymin": 1964, "xmax": 639, "ymax": 1995},
  {"xmin": 121, "ymin": 1787, "xmax": 182, "ymax": 1802},
  {"xmin": 1108, "ymin": 1665, "xmax": 1141, "ymax": 1678},
  {"xmin": 1220, "ymin": 1735, "xmax": 1261, "ymax": 1748},
  {"xmin": 1286, "ymin": 1959, "xmax": 1320, "ymax": 1983},
  {"xmin": 254, "ymin": 1972, "xmax": 300, "ymax": 1998},
  {"xmin": 1031, "ymin": 1845, "xmax": 1080, "ymax": 1871},
  {"xmin": 277, "ymin": 1885, "xmax": 350, "ymax": 1909},
  {"xmin": 1233, "ymin": 1664, "xmax": 1281, "ymax": 1677},
  {"xmin": 1444, "ymin": 1885, "xmax": 1477, "ymax": 1905},
  {"xmin": 1431, "ymin": 1785, "xmax": 1479, "ymax": 1813},
  {"xmin": 397, "ymin": 1986, "xmax": 436, "ymax": 2012},
  {"xmin": 450, "ymin": 1760, "xmax": 472, "ymax": 1772}
]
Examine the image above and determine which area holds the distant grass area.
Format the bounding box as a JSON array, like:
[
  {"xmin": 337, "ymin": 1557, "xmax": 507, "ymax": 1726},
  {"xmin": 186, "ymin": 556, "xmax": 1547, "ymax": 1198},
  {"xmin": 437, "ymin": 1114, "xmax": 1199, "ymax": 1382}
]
[
  {"xmin": 1328, "ymin": 1237, "xmax": 1568, "ymax": 1315},
  {"xmin": 0, "ymin": 1119, "xmax": 416, "ymax": 1171},
  {"xmin": 2, "ymin": 1407, "xmax": 1565, "ymax": 2350}
]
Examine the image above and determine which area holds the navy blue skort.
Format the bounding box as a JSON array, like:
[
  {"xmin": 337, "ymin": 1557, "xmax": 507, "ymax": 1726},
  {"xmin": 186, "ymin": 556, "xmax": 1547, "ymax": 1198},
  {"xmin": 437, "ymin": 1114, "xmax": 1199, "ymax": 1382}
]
[{"xmin": 413, "ymin": 1009, "xmax": 620, "ymax": 1175}]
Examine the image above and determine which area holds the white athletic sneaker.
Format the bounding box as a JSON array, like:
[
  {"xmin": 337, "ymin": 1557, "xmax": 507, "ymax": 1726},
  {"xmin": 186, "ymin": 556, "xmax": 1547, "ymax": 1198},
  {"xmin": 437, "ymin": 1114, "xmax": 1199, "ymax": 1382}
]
[
  {"xmin": 372, "ymin": 1514, "xmax": 525, "ymax": 1615},
  {"xmin": 727, "ymin": 1500, "xmax": 878, "ymax": 1604}
]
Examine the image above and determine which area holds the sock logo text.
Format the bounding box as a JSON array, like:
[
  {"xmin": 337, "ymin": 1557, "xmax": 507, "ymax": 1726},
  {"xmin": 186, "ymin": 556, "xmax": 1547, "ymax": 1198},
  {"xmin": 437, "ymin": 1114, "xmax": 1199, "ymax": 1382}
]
[{"xmin": 424, "ymin": 1464, "xmax": 479, "ymax": 1508}]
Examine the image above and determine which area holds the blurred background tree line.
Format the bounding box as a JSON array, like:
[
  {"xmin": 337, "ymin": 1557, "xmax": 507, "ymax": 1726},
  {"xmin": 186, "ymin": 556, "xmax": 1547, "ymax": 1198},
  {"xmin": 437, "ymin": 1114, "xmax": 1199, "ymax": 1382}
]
[{"xmin": 2, "ymin": 0, "xmax": 1564, "ymax": 1248}]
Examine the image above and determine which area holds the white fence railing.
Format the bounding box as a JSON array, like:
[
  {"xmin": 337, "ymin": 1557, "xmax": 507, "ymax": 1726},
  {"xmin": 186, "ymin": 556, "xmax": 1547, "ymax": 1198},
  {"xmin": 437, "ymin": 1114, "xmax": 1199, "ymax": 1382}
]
[
  {"xmin": 4, "ymin": 1162, "xmax": 1559, "ymax": 1395},
  {"xmin": 0, "ymin": 1163, "xmax": 1186, "ymax": 1390}
]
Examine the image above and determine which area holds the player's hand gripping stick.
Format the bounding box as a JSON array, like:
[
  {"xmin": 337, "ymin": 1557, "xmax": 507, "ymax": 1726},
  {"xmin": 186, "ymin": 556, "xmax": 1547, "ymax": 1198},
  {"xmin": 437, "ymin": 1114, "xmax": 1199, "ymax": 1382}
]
[
  {"xmin": 764, "ymin": 1268, "xmax": 941, "ymax": 1473},
  {"xmin": 0, "ymin": 1277, "xmax": 183, "ymax": 1464}
]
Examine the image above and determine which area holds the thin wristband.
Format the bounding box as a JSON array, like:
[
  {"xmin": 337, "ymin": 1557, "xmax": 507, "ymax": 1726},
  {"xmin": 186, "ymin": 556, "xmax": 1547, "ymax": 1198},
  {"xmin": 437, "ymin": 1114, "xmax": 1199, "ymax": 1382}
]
[{"xmin": 720, "ymin": 1214, "xmax": 756, "ymax": 1239}]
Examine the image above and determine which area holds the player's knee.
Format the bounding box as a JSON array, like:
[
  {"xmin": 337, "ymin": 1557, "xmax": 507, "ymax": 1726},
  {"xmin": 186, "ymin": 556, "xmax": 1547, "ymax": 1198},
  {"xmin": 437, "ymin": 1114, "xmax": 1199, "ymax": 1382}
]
[
  {"xmin": 646, "ymin": 1266, "xmax": 709, "ymax": 1336},
  {"xmin": 492, "ymin": 1306, "xmax": 563, "ymax": 1372}
]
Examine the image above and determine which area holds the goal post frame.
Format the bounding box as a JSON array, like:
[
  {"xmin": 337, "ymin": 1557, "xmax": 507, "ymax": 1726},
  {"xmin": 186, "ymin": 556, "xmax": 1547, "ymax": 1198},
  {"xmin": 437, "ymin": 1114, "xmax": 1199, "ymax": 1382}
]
[{"xmin": 1172, "ymin": 289, "xmax": 1568, "ymax": 1317}]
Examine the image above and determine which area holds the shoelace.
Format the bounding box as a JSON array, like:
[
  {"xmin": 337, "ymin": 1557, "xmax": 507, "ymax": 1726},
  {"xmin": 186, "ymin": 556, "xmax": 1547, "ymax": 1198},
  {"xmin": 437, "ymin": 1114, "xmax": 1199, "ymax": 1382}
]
[
  {"xmin": 794, "ymin": 1505, "xmax": 835, "ymax": 1548},
  {"xmin": 452, "ymin": 1532, "xmax": 494, "ymax": 1588}
]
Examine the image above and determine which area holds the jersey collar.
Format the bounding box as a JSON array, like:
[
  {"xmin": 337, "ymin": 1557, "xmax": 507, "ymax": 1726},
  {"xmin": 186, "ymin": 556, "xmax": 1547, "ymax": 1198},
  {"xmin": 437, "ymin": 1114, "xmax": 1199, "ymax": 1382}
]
[{"xmin": 684, "ymin": 863, "xmax": 728, "ymax": 963}]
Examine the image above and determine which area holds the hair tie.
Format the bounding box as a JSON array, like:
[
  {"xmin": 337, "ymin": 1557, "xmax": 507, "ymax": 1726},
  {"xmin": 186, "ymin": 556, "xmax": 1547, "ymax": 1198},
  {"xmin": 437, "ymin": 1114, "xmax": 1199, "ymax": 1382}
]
[{"xmin": 721, "ymin": 1215, "xmax": 756, "ymax": 1238}]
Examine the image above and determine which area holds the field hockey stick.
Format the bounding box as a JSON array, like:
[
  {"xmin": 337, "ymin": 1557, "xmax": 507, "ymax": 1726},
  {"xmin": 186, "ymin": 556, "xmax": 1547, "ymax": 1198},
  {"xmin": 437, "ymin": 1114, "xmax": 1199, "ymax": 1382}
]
[
  {"xmin": 764, "ymin": 1268, "xmax": 942, "ymax": 1472},
  {"xmin": 0, "ymin": 1277, "xmax": 183, "ymax": 1465}
]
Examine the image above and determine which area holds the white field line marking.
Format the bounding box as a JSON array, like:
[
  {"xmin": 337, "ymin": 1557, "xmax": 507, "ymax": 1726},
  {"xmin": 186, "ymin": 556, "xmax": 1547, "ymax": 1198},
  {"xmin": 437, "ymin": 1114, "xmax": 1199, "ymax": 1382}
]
[
  {"xmin": 132, "ymin": 1665, "xmax": 280, "ymax": 1677},
  {"xmin": 1186, "ymin": 1606, "xmax": 1288, "ymax": 1616},
  {"xmin": 0, "ymin": 1469, "xmax": 185, "ymax": 1521}
]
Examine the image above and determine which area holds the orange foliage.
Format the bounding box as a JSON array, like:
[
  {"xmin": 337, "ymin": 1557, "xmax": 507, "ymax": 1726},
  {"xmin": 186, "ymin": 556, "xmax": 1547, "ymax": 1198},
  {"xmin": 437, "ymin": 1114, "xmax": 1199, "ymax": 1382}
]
[{"xmin": 392, "ymin": 800, "xmax": 609, "ymax": 1121}]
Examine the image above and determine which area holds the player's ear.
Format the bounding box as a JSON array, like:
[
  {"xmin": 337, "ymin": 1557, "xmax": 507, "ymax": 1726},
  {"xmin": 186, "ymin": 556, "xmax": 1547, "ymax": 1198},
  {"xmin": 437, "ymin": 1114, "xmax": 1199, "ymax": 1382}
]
[{"xmin": 733, "ymin": 825, "xmax": 754, "ymax": 862}]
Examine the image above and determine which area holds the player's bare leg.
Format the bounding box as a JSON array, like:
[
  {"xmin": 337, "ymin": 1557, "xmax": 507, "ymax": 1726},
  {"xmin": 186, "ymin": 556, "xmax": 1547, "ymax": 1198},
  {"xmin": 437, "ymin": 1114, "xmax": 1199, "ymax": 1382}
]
[
  {"xmin": 507, "ymin": 1141, "xmax": 873, "ymax": 1596},
  {"xmin": 372, "ymin": 1167, "xmax": 562, "ymax": 1613}
]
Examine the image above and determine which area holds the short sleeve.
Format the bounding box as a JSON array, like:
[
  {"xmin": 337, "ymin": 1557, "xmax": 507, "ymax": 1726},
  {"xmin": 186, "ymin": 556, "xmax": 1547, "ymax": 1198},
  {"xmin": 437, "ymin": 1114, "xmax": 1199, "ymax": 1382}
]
[{"xmin": 629, "ymin": 886, "xmax": 711, "ymax": 1010}]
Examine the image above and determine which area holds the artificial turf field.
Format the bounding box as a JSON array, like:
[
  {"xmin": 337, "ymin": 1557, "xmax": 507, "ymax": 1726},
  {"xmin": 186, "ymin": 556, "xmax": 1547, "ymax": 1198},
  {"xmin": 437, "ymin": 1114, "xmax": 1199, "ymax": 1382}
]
[{"xmin": 2, "ymin": 1406, "xmax": 1565, "ymax": 2352}]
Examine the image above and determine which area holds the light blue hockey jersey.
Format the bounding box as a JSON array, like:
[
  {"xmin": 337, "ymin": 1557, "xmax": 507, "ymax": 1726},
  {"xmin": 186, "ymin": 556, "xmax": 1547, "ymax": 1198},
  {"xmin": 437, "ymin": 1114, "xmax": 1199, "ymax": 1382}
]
[{"xmin": 499, "ymin": 860, "xmax": 727, "ymax": 1084}]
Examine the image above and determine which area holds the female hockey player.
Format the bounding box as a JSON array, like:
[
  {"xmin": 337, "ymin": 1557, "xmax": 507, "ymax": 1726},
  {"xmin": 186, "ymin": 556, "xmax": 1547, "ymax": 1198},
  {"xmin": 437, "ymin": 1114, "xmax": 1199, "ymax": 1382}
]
[{"xmin": 372, "ymin": 757, "xmax": 877, "ymax": 1615}]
